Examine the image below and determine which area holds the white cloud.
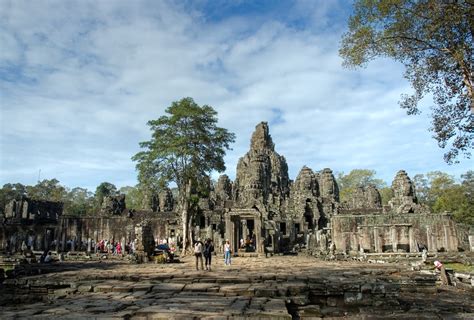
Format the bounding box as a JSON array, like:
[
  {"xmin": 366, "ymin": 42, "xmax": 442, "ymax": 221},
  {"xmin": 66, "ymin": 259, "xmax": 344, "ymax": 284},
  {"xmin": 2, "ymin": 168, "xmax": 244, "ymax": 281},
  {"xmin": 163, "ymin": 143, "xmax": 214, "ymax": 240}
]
[{"xmin": 0, "ymin": 0, "xmax": 471, "ymax": 192}]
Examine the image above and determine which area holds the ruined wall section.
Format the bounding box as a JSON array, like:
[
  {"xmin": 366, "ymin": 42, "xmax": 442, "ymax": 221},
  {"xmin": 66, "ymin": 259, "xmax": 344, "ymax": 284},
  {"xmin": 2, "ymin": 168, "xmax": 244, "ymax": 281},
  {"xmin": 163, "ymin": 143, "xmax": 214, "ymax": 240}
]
[
  {"xmin": 4, "ymin": 197, "xmax": 63, "ymax": 223},
  {"xmin": 331, "ymin": 213, "xmax": 461, "ymax": 253},
  {"xmin": 345, "ymin": 185, "xmax": 382, "ymax": 210}
]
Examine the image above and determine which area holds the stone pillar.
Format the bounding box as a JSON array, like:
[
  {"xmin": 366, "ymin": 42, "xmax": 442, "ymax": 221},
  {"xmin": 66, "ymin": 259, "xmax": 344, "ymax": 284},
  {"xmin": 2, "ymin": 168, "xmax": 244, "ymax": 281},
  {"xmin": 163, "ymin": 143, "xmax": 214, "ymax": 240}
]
[
  {"xmin": 224, "ymin": 212, "xmax": 232, "ymax": 244},
  {"xmin": 444, "ymin": 225, "xmax": 459, "ymax": 252},
  {"xmin": 374, "ymin": 227, "xmax": 382, "ymax": 253},
  {"xmin": 242, "ymin": 219, "xmax": 248, "ymax": 242},
  {"xmin": 426, "ymin": 226, "xmax": 432, "ymax": 252},
  {"xmin": 87, "ymin": 238, "xmax": 91, "ymax": 254},
  {"xmin": 255, "ymin": 217, "xmax": 262, "ymax": 254},
  {"xmin": 134, "ymin": 222, "xmax": 155, "ymax": 263},
  {"xmin": 469, "ymin": 235, "xmax": 474, "ymax": 252},
  {"xmin": 408, "ymin": 227, "xmax": 417, "ymax": 253},
  {"xmin": 391, "ymin": 226, "xmax": 398, "ymax": 252}
]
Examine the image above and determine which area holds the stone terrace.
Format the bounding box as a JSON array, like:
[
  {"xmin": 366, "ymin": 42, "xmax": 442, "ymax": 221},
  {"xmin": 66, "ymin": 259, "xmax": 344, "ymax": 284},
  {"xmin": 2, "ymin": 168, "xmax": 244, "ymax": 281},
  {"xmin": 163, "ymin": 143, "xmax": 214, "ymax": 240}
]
[{"xmin": 1, "ymin": 256, "xmax": 473, "ymax": 319}]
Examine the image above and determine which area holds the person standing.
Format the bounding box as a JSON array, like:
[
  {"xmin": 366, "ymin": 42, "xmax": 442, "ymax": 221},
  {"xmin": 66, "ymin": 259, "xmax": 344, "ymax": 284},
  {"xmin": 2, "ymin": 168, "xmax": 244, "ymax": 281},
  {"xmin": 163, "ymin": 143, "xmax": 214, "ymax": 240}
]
[
  {"xmin": 224, "ymin": 239, "xmax": 232, "ymax": 266},
  {"xmin": 194, "ymin": 238, "xmax": 204, "ymax": 270},
  {"xmin": 204, "ymin": 239, "xmax": 214, "ymax": 271}
]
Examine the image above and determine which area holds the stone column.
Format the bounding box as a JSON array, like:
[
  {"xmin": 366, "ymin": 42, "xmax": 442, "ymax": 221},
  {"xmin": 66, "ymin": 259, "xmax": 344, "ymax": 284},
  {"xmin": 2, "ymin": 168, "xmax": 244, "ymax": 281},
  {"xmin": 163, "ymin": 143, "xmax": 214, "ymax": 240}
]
[
  {"xmin": 374, "ymin": 227, "xmax": 382, "ymax": 253},
  {"xmin": 426, "ymin": 226, "xmax": 432, "ymax": 252},
  {"xmin": 242, "ymin": 219, "xmax": 248, "ymax": 242},
  {"xmin": 408, "ymin": 227, "xmax": 416, "ymax": 253},
  {"xmin": 391, "ymin": 226, "xmax": 398, "ymax": 253},
  {"xmin": 469, "ymin": 235, "xmax": 474, "ymax": 252},
  {"xmin": 255, "ymin": 216, "xmax": 262, "ymax": 254}
]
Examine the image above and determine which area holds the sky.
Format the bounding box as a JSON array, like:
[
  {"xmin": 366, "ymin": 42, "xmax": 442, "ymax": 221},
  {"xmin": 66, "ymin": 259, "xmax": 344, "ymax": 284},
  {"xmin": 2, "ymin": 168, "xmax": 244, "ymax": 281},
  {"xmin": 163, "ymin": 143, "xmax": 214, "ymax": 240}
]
[{"xmin": 0, "ymin": 0, "xmax": 472, "ymax": 191}]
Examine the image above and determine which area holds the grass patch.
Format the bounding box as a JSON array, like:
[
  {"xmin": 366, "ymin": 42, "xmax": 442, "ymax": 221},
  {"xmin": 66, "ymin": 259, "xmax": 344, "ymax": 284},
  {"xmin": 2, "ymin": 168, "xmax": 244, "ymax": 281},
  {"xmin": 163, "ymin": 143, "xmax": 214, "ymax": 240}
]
[{"xmin": 444, "ymin": 263, "xmax": 474, "ymax": 273}]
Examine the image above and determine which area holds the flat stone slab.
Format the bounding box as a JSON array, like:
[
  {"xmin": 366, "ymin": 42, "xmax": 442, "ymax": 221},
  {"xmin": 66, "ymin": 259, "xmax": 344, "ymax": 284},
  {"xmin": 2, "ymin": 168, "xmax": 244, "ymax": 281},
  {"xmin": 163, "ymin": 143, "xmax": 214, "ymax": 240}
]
[{"xmin": 0, "ymin": 255, "xmax": 473, "ymax": 319}]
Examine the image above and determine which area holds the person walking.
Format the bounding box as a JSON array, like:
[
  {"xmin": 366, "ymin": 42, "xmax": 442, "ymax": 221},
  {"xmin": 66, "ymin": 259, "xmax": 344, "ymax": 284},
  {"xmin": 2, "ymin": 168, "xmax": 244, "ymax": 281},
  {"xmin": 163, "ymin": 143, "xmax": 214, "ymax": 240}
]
[
  {"xmin": 194, "ymin": 238, "xmax": 204, "ymax": 270},
  {"xmin": 204, "ymin": 239, "xmax": 214, "ymax": 271},
  {"xmin": 224, "ymin": 239, "xmax": 232, "ymax": 266}
]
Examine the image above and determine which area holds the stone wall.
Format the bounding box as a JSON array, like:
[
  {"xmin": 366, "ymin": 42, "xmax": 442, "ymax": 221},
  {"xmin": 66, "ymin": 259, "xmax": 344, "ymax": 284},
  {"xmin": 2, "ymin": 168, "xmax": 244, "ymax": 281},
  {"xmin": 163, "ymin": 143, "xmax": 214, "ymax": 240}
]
[
  {"xmin": 331, "ymin": 213, "xmax": 461, "ymax": 253},
  {"xmin": 4, "ymin": 197, "xmax": 63, "ymax": 222}
]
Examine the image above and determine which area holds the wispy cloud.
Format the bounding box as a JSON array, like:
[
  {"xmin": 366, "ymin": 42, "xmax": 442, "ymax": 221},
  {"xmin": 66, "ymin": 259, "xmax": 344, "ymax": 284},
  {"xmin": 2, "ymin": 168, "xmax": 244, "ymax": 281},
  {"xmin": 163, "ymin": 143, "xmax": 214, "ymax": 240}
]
[{"xmin": 0, "ymin": 0, "xmax": 471, "ymax": 191}]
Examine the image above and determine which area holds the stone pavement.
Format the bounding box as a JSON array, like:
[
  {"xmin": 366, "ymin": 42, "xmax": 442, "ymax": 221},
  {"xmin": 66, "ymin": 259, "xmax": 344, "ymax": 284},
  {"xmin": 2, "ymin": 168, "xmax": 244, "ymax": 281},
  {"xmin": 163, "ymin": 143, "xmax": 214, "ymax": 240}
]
[{"xmin": 1, "ymin": 255, "xmax": 473, "ymax": 319}]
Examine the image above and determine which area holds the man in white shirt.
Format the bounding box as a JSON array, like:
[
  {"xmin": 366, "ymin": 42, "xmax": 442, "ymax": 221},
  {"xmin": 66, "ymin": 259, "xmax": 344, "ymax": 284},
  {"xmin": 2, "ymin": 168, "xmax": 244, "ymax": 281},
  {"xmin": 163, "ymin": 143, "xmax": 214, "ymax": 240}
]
[{"xmin": 194, "ymin": 239, "xmax": 204, "ymax": 270}]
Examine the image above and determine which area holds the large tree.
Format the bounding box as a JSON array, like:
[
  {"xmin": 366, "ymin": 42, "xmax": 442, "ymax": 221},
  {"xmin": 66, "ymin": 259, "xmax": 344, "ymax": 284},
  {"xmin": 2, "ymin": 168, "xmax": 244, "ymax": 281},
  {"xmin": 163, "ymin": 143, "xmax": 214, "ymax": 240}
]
[
  {"xmin": 336, "ymin": 169, "xmax": 387, "ymax": 203},
  {"xmin": 340, "ymin": 0, "xmax": 474, "ymax": 163},
  {"xmin": 132, "ymin": 97, "xmax": 235, "ymax": 254},
  {"xmin": 64, "ymin": 187, "xmax": 94, "ymax": 216},
  {"xmin": 26, "ymin": 179, "xmax": 67, "ymax": 202},
  {"xmin": 94, "ymin": 182, "xmax": 117, "ymax": 209}
]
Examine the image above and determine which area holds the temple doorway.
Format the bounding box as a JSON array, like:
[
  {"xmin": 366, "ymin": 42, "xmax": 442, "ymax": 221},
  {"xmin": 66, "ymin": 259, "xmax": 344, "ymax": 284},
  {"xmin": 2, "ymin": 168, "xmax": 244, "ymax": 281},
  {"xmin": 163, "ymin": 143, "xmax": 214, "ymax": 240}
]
[{"xmin": 304, "ymin": 202, "xmax": 314, "ymax": 230}]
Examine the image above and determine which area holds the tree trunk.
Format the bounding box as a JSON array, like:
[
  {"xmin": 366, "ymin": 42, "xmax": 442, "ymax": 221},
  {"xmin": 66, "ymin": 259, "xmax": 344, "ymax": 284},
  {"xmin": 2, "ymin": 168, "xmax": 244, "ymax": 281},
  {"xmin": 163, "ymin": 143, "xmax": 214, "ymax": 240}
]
[{"xmin": 181, "ymin": 180, "xmax": 192, "ymax": 256}]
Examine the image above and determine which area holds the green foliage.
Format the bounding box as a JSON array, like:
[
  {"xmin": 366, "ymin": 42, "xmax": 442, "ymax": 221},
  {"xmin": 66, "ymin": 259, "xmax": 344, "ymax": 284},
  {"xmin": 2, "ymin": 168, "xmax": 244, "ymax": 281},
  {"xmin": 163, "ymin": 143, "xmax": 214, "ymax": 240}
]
[
  {"xmin": 64, "ymin": 187, "xmax": 94, "ymax": 216},
  {"xmin": 336, "ymin": 169, "xmax": 387, "ymax": 203},
  {"xmin": 26, "ymin": 179, "xmax": 67, "ymax": 202},
  {"xmin": 340, "ymin": 0, "xmax": 474, "ymax": 163},
  {"xmin": 94, "ymin": 182, "xmax": 117, "ymax": 208},
  {"xmin": 119, "ymin": 186, "xmax": 144, "ymax": 210},
  {"xmin": 379, "ymin": 187, "xmax": 392, "ymax": 206},
  {"xmin": 413, "ymin": 171, "xmax": 456, "ymax": 207},
  {"xmin": 413, "ymin": 170, "xmax": 473, "ymax": 225},
  {"xmin": 132, "ymin": 97, "xmax": 235, "ymax": 252},
  {"xmin": 132, "ymin": 97, "xmax": 235, "ymax": 196}
]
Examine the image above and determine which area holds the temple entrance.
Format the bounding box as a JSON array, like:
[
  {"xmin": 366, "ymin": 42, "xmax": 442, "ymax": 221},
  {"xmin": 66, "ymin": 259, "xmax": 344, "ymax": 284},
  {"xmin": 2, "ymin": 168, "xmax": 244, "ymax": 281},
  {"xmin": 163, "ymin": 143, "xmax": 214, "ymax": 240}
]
[
  {"xmin": 304, "ymin": 202, "xmax": 314, "ymax": 230},
  {"xmin": 225, "ymin": 208, "xmax": 262, "ymax": 254},
  {"xmin": 238, "ymin": 218, "xmax": 256, "ymax": 252}
]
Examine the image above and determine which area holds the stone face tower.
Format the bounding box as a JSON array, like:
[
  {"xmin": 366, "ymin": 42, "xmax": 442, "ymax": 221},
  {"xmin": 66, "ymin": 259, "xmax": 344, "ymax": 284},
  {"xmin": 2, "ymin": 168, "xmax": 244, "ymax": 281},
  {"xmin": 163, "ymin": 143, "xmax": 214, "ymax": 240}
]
[{"xmin": 233, "ymin": 122, "xmax": 290, "ymax": 211}]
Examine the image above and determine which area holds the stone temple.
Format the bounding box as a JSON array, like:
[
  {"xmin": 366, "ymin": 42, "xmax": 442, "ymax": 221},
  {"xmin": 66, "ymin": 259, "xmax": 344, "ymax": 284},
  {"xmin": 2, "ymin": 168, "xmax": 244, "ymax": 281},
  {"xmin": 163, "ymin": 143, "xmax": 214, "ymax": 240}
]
[{"xmin": 0, "ymin": 122, "xmax": 472, "ymax": 256}]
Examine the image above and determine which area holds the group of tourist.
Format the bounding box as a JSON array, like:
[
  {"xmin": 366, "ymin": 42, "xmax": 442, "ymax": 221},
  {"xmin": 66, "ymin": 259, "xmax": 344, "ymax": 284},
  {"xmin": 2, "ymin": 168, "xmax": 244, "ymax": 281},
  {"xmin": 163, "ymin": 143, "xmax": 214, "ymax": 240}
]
[
  {"xmin": 194, "ymin": 238, "xmax": 232, "ymax": 270},
  {"xmin": 239, "ymin": 235, "xmax": 256, "ymax": 252},
  {"xmin": 96, "ymin": 239, "xmax": 134, "ymax": 255}
]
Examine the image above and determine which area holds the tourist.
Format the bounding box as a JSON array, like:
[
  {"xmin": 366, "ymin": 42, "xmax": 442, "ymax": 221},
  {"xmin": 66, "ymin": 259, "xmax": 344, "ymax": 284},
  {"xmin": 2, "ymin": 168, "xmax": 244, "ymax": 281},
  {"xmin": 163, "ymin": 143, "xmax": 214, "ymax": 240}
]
[
  {"xmin": 44, "ymin": 252, "xmax": 53, "ymax": 263},
  {"xmin": 434, "ymin": 260, "xmax": 451, "ymax": 285},
  {"xmin": 116, "ymin": 242, "xmax": 122, "ymax": 255},
  {"xmin": 194, "ymin": 238, "xmax": 204, "ymax": 270},
  {"xmin": 40, "ymin": 249, "xmax": 48, "ymax": 263},
  {"xmin": 224, "ymin": 239, "xmax": 231, "ymax": 266},
  {"xmin": 23, "ymin": 245, "xmax": 36, "ymax": 263},
  {"xmin": 204, "ymin": 238, "xmax": 214, "ymax": 271}
]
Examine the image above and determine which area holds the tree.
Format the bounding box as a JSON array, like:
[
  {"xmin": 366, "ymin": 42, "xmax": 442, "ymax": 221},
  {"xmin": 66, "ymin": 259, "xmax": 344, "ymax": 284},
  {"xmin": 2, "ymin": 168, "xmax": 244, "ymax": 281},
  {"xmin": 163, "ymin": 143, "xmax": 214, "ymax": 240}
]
[
  {"xmin": 461, "ymin": 170, "xmax": 474, "ymax": 200},
  {"xmin": 336, "ymin": 169, "xmax": 386, "ymax": 203},
  {"xmin": 119, "ymin": 186, "xmax": 144, "ymax": 210},
  {"xmin": 94, "ymin": 182, "xmax": 117, "ymax": 209},
  {"xmin": 413, "ymin": 173, "xmax": 430, "ymax": 204},
  {"xmin": 411, "ymin": 170, "xmax": 473, "ymax": 225},
  {"xmin": 132, "ymin": 97, "xmax": 235, "ymax": 254},
  {"xmin": 26, "ymin": 179, "xmax": 67, "ymax": 202},
  {"xmin": 64, "ymin": 187, "xmax": 94, "ymax": 216},
  {"xmin": 340, "ymin": 0, "xmax": 474, "ymax": 163}
]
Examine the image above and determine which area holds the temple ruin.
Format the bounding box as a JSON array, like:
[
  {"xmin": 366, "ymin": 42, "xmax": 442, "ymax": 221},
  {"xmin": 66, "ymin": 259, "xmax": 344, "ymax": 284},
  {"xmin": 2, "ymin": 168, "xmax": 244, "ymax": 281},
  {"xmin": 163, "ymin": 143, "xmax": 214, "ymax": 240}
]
[{"xmin": 0, "ymin": 122, "xmax": 472, "ymax": 256}]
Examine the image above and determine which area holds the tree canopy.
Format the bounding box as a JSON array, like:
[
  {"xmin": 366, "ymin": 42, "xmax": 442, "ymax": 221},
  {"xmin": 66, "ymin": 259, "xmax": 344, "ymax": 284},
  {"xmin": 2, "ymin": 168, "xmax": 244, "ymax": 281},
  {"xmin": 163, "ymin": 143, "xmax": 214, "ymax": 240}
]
[
  {"xmin": 340, "ymin": 0, "xmax": 474, "ymax": 163},
  {"xmin": 413, "ymin": 170, "xmax": 473, "ymax": 225},
  {"xmin": 336, "ymin": 169, "xmax": 388, "ymax": 203},
  {"xmin": 94, "ymin": 182, "xmax": 118, "ymax": 208},
  {"xmin": 132, "ymin": 97, "xmax": 235, "ymax": 252}
]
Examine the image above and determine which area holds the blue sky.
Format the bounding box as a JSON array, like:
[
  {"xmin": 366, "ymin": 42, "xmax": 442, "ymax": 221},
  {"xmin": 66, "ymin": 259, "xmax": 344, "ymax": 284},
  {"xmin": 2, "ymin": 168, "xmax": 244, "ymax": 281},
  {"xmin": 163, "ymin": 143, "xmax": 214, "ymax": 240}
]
[{"xmin": 0, "ymin": 0, "xmax": 472, "ymax": 191}]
